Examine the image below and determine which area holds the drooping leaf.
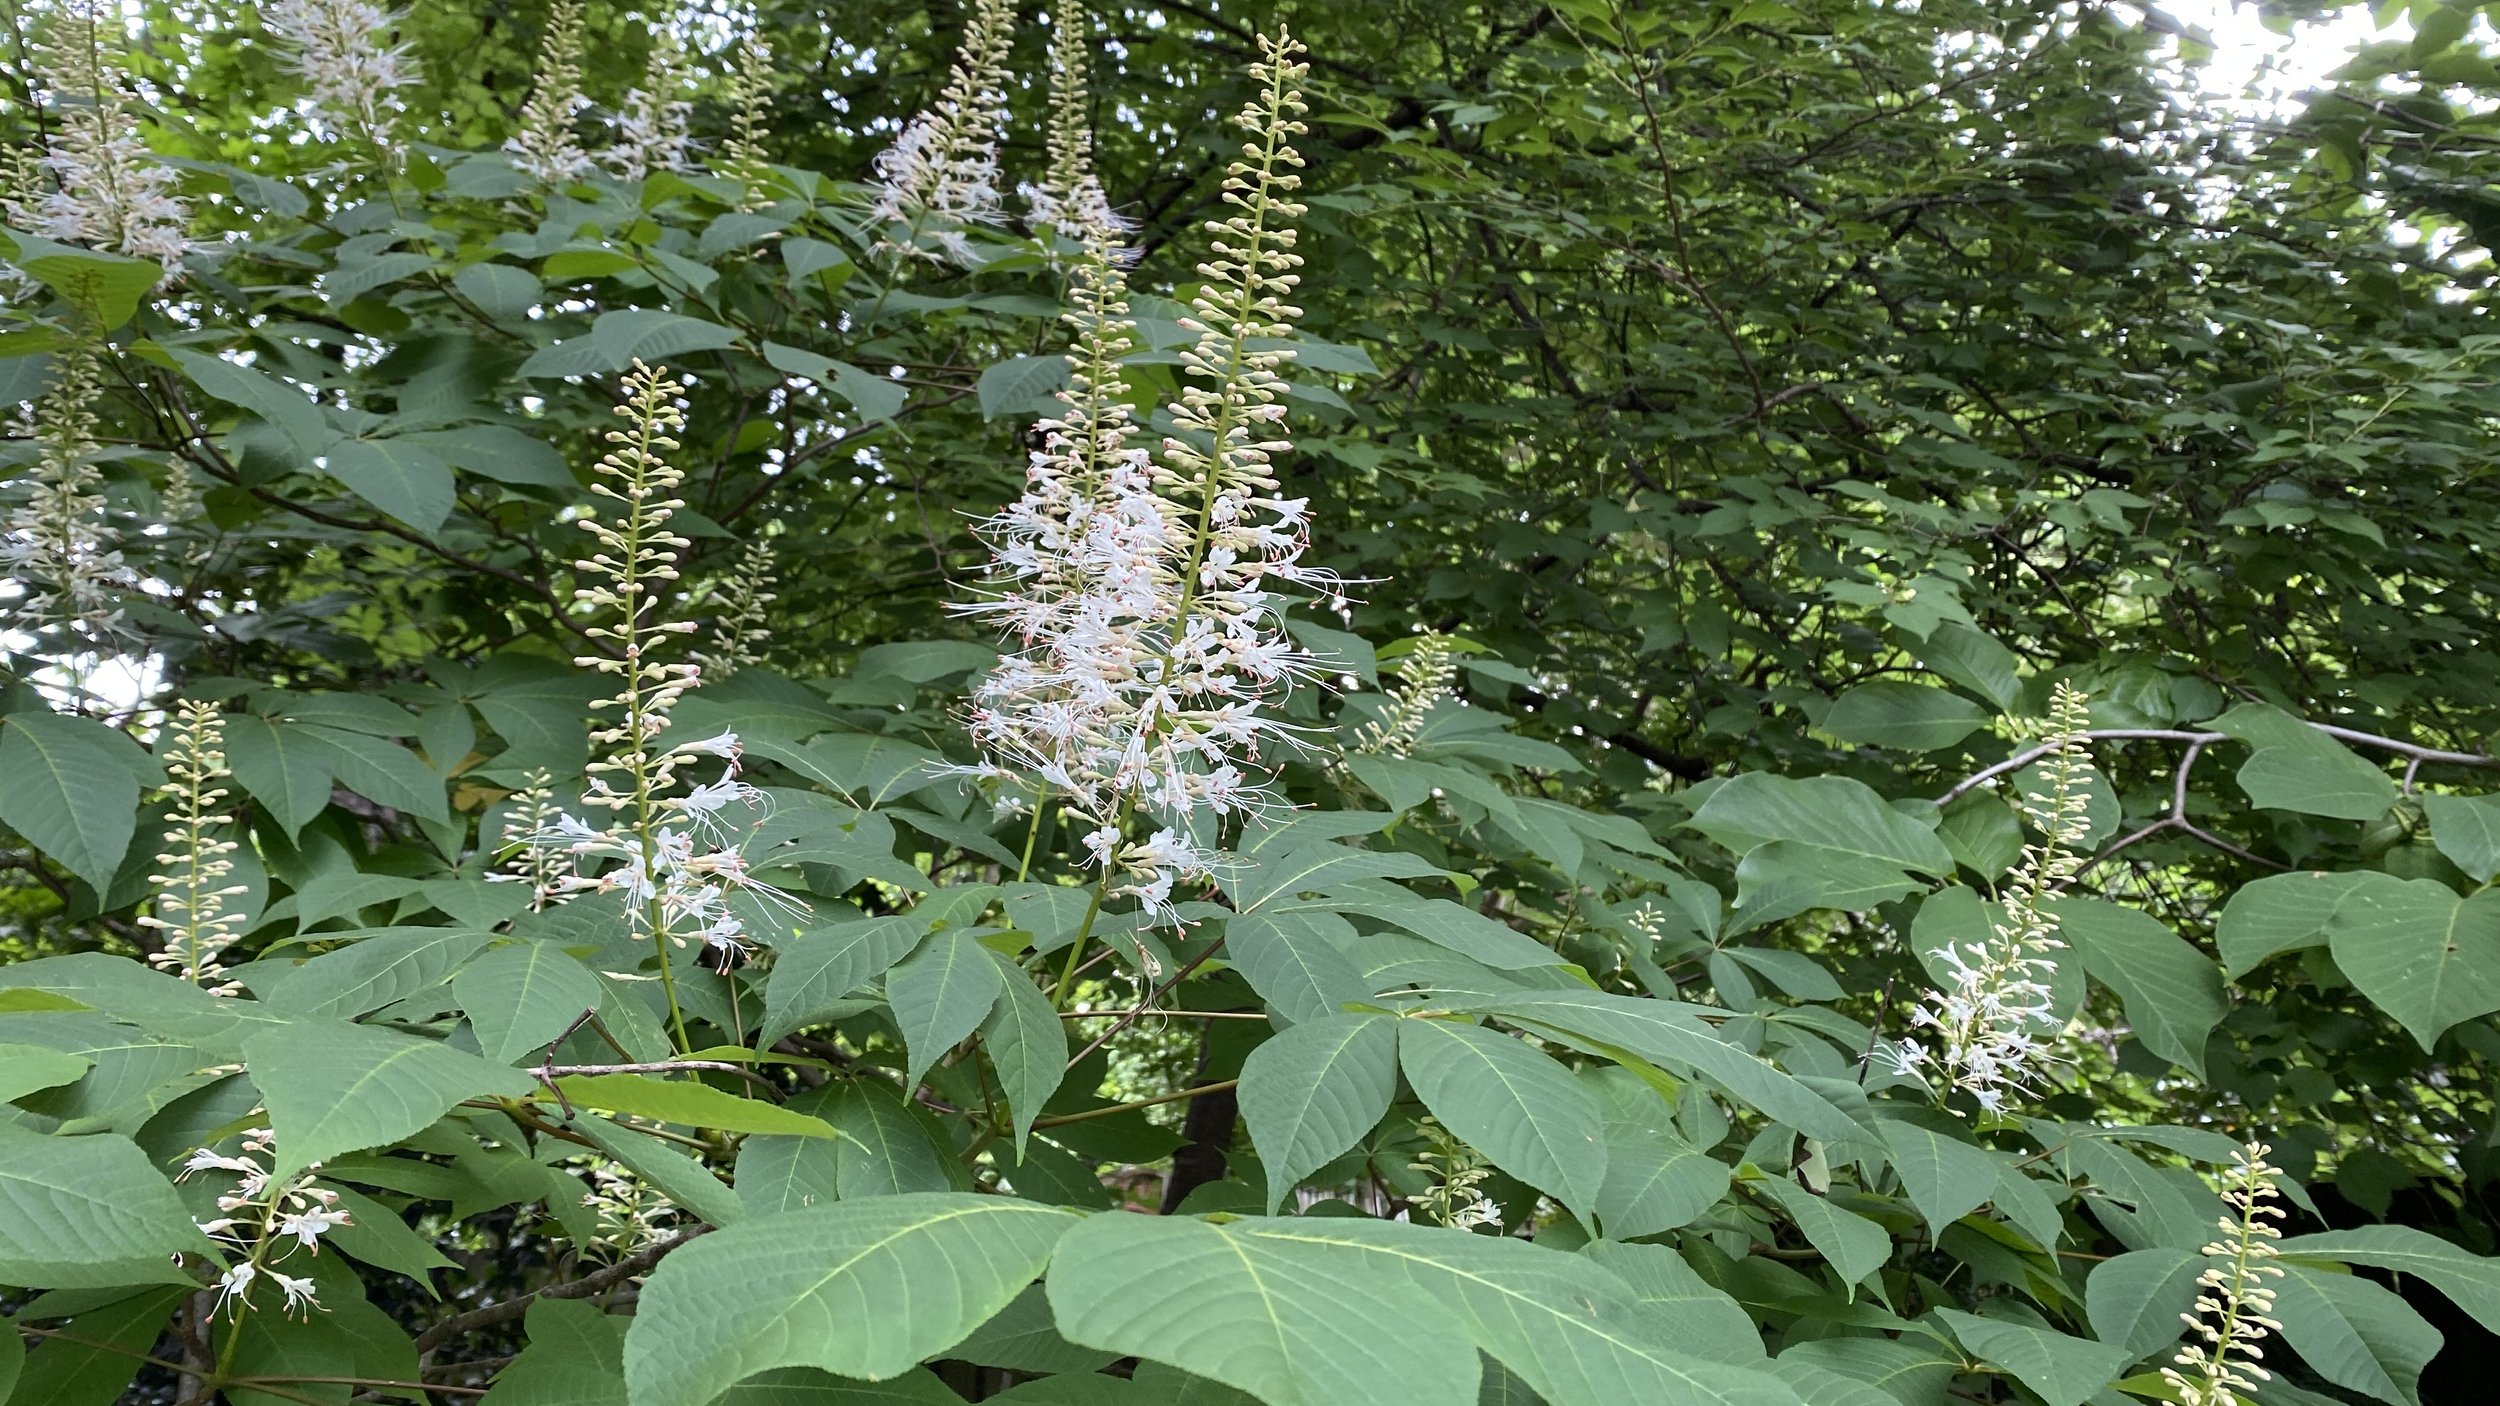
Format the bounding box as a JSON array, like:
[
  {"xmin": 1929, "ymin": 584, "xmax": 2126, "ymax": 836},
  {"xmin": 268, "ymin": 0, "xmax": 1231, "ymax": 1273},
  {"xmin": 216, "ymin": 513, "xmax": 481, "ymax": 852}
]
[
  {"xmin": 1228, "ymin": 908, "xmax": 1373, "ymax": 1022},
  {"xmin": 0, "ymin": 709, "xmax": 143, "ymax": 891},
  {"xmin": 1400, "ymin": 1017, "xmax": 1607, "ymax": 1220},
  {"xmin": 326, "ymin": 436, "xmax": 458, "ymax": 533},
  {"xmin": 1240, "ymin": 1012, "xmax": 1399, "ymax": 1213},
  {"xmin": 2052, "ymin": 898, "xmax": 2226, "ymax": 1076},
  {"xmin": 0, "ymin": 1124, "xmax": 218, "ymax": 1287},
  {"xmin": 1748, "ymin": 1177, "xmax": 1891, "ymax": 1291},
  {"xmin": 2321, "ymin": 878, "xmax": 2500, "ymax": 1050},
  {"xmin": 2214, "ymin": 870, "xmax": 2383, "ymax": 977},
  {"xmin": 2085, "ymin": 1247, "xmax": 2203, "ymax": 1361},
  {"xmin": 478, "ymin": 1297, "xmax": 626, "ymax": 1406},
  {"xmin": 455, "ymin": 940, "xmax": 606, "ymax": 1065},
  {"xmin": 1821, "ymin": 682, "xmax": 1988, "ymax": 751},
  {"xmin": 623, "ymin": 1193, "xmax": 1078, "ymax": 1406},
  {"xmin": 886, "ymin": 926, "xmax": 1006, "ymax": 1090},
  {"xmin": 551, "ymin": 1073, "xmax": 839, "ymax": 1139},
  {"xmin": 243, "ymin": 1019, "xmax": 533, "ymax": 1178},
  {"xmin": 2281, "ymin": 1225, "xmax": 2500, "ymax": 1338},
  {"xmin": 1933, "ymin": 1310, "xmax": 2130, "ymax": 1406},
  {"xmin": 980, "ymin": 954, "xmax": 1068, "ymax": 1157},
  {"xmin": 1685, "ymin": 773, "xmax": 1954, "ymax": 875},
  {"xmin": 2269, "ymin": 1263, "xmax": 2439, "ymax": 1406},
  {"xmin": 762, "ymin": 915, "xmax": 934, "ymax": 1046},
  {"xmin": 1872, "ymin": 1110, "xmax": 2003, "ymax": 1234}
]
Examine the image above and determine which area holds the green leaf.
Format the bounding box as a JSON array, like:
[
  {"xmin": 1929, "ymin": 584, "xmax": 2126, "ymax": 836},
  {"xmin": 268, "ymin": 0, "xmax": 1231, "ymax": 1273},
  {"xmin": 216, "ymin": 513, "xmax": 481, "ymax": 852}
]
[
  {"xmin": 2214, "ymin": 870, "xmax": 2382, "ymax": 976},
  {"xmin": 1732, "ymin": 841, "xmax": 1927, "ymax": 932},
  {"xmin": 1304, "ymin": 895, "xmax": 1565, "ymax": 970},
  {"xmin": 453, "ymin": 262, "xmax": 544, "ymax": 321},
  {"xmin": 1240, "ymin": 1012, "xmax": 1399, "ymax": 1213},
  {"xmin": 951, "ymin": 1283, "xmax": 1122, "ymax": 1376},
  {"xmin": 1932, "ymin": 1310, "xmax": 2131, "ymax": 1406},
  {"xmin": 1872, "ymin": 1110, "xmax": 2003, "ymax": 1233},
  {"xmin": 1049, "ymin": 1214, "xmax": 1802, "ymax": 1406},
  {"xmin": 323, "ymin": 1183, "xmax": 457, "ymax": 1288},
  {"xmin": 1686, "ymin": 773, "xmax": 1954, "ymax": 875},
  {"xmin": 172, "ymin": 350, "xmax": 337, "ymax": 457},
  {"xmin": 456, "ymin": 940, "xmax": 605, "ymax": 1065},
  {"xmin": 2052, "ymin": 898, "xmax": 2226, "ymax": 1076},
  {"xmin": 977, "ymin": 354, "xmax": 1072, "ymax": 418},
  {"xmin": 553, "ymin": 1073, "xmax": 840, "ymax": 1139},
  {"xmin": 2210, "ymin": 704, "xmax": 2400, "ymax": 821},
  {"xmin": 734, "ymin": 1096, "xmax": 844, "ymax": 1218},
  {"xmin": 0, "ymin": 1125, "xmax": 218, "ymax": 1287},
  {"xmin": 2270, "ymin": 1263, "xmax": 2439, "ymax": 1406},
  {"xmin": 0, "ymin": 231, "xmax": 160, "ymax": 327},
  {"xmin": 2281, "ymin": 1225, "xmax": 2500, "ymax": 1337},
  {"xmin": 566, "ymin": 1115, "xmax": 748, "ymax": 1228},
  {"xmin": 0, "ymin": 1310, "xmax": 19, "ymax": 1402},
  {"xmin": 812, "ymin": 1079, "xmax": 961, "ymax": 1198},
  {"xmin": 981, "ymin": 954, "xmax": 1067, "ymax": 1157},
  {"xmin": 1579, "ymin": 1239, "xmax": 1763, "ymax": 1363},
  {"xmin": 324, "ymin": 249, "xmax": 436, "ymax": 304},
  {"xmin": 718, "ymin": 1370, "xmax": 967, "ymax": 1405},
  {"xmin": 479, "ymin": 1297, "xmax": 625, "ymax": 1406},
  {"xmin": 762, "ymin": 915, "xmax": 930, "ymax": 1046},
  {"xmin": 1046, "ymin": 1212, "xmax": 1484, "ymax": 1406},
  {"xmin": 0, "ymin": 1043, "xmax": 92, "ymax": 1102},
  {"xmin": 243, "ymin": 1019, "xmax": 533, "ymax": 1178},
  {"xmin": 886, "ymin": 927, "xmax": 1006, "ymax": 1090},
  {"xmin": 1229, "ymin": 908, "xmax": 1372, "ymax": 1022},
  {"xmin": 1400, "ymin": 1018, "xmax": 1606, "ymax": 1219},
  {"xmin": 1748, "ymin": 1177, "xmax": 1891, "ymax": 1291},
  {"xmin": 519, "ymin": 310, "xmax": 742, "ymax": 378},
  {"xmin": 1822, "ymin": 682, "xmax": 1988, "ymax": 750},
  {"xmin": 259, "ymin": 929, "xmax": 494, "ymax": 1020},
  {"xmin": 9, "ymin": 1286, "xmax": 186, "ymax": 1406},
  {"xmin": 623, "ymin": 1193, "xmax": 1078, "ymax": 1406},
  {"xmin": 2086, "ymin": 1247, "xmax": 2203, "ymax": 1361},
  {"xmin": 2323, "ymin": 878, "xmax": 2500, "ymax": 1050},
  {"xmin": 1594, "ymin": 1118, "xmax": 1730, "ymax": 1241},
  {"xmin": 2425, "ymin": 793, "xmax": 2500, "ymax": 883},
  {"xmin": 0, "ymin": 710, "xmax": 141, "ymax": 891},
  {"xmin": 762, "ymin": 341, "xmax": 908, "ymax": 420},
  {"xmin": 224, "ymin": 714, "xmax": 337, "ymax": 838},
  {"xmin": 301, "ymin": 722, "xmax": 449, "ymax": 821},
  {"xmin": 326, "ymin": 436, "xmax": 457, "ymax": 533}
]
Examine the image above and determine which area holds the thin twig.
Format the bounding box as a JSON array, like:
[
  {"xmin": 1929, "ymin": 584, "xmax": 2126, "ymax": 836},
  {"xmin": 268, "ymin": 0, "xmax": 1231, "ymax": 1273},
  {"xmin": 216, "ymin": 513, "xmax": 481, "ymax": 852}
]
[
  {"xmin": 1939, "ymin": 723, "xmax": 2495, "ymax": 808},
  {"xmin": 411, "ymin": 1226, "xmax": 711, "ymax": 1354},
  {"xmin": 1064, "ymin": 937, "xmax": 1229, "ymax": 1071},
  {"xmin": 1032, "ymin": 1078, "xmax": 1241, "ymax": 1129},
  {"xmin": 1059, "ymin": 1008, "xmax": 1269, "ymax": 1020}
]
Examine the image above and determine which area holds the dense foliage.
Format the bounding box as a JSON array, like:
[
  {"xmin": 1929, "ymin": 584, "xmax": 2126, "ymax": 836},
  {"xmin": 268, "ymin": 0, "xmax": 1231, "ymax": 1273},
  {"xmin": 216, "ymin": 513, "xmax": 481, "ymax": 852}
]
[{"xmin": 5, "ymin": 2, "xmax": 2500, "ymax": 1405}]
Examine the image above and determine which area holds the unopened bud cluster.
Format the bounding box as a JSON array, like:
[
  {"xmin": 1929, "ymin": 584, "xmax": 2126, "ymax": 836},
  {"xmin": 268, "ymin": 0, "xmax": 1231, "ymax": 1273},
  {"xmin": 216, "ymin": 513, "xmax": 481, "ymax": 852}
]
[
  {"xmin": 140, "ymin": 701, "xmax": 249, "ymax": 992},
  {"xmin": 2161, "ymin": 1142, "xmax": 2289, "ymax": 1406}
]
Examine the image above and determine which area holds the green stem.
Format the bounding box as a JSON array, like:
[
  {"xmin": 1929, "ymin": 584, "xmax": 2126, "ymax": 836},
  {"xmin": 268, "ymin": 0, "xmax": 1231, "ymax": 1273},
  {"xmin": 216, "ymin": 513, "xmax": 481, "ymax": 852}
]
[
  {"xmin": 1013, "ymin": 796, "xmax": 1051, "ymax": 883},
  {"xmin": 1052, "ymin": 880, "xmax": 1109, "ymax": 1012}
]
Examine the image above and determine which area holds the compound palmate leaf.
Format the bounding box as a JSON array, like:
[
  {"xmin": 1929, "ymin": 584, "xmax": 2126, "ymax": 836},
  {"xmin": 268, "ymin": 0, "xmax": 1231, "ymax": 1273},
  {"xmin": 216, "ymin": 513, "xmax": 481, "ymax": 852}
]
[{"xmin": 624, "ymin": 1193, "xmax": 1079, "ymax": 1406}]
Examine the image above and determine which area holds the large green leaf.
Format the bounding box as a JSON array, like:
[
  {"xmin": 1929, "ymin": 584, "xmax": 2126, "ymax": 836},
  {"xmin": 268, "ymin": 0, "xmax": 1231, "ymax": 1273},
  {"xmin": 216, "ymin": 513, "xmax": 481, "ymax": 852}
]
[
  {"xmin": 2210, "ymin": 704, "xmax": 2400, "ymax": 821},
  {"xmin": 259, "ymin": 929, "xmax": 494, "ymax": 1020},
  {"xmin": 243, "ymin": 1019, "xmax": 533, "ymax": 1178},
  {"xmin": 1685, "ymin": 773, "xmax": 1954, "ymax": 875},
  {"xmin": 1048, "ymin": 1215, "xmax": 1803, "ymax": 1406},
  {"xmin": 1748, "ymin": 1177, "xmax": 1891, "ymax": 1291},
  {"xmin": 0, "ymin": 231, "xmax": 161, "ymax": 327},
  {"xmin": 1400, "ymin": 1017, "xmax": 1606, "ymax": 1220},
  {"xmin": 479, "ymin": 1297, "xmax": 625, "ymax": 1406},
  {"xmin": 886, "ymin": 927, "xmax": 1005, "ymax": 1089},
  {"xmin": 812, "ymin": 1080, "xmax": 961, "ymax": 1198},
  {"xmin": 8, "ymin": 1286, "xmax": 186, "ymax": 1406},
  {"xmin": 1240, "ymin": 1012, "xmax": 1399, "ymax": 1213},
  {"xmin": 223, "ymin": 714, "xmax": 338, "ymax": 838},
  {"xmin": 2281, "ymin": 1225, "xmax": 2500, "ymax": 1337},
  {"xmin": 980, "ymin": 953, "xmax": 1067, "ymax": 1156},
  {"xmin": 1821, "ymin": 682, "xmax": 1988, "ymax": 750},
  {"xmin": 623, "ymin": 1193, "xmax": 1078, "ymax": 1406},
  {"xmin": 762, "ymin": 915, "xmax": 932, "ymax": 1047},
  {"xmin": 0, "ymin": 1124, "xmax": 218, "ymax": 1287},
  {"xmin": 2270, "ymin": 1263, "xmax": 2439, "ymax": 1406},
  {"xmin": 173, "ymin": 349, "xmax": 337, "ymax": 457},
  {"xmin": 2322, "ymin": 878, "xmax": 2500, "ymax": 1050},
  {"xmin": 1579, "ymin": 1240, "xmax": 1764, "ymax": 1363},
  {"xmin": 552, "ymin": 1073, "xmax": 839, "ymax": 1139},
  {"xmin": 763, "ymin": 340, "xmax": 908, "ymax": 420},
  {"xmin": 1228, "ymin": 908, "xmax": 1373, "ymax": 1022},
  {"xmin": 976, "ymin": 354, "xmax": 1072, "ymax": 418},
  {"xmin": 2214, "ymin": 870, "xmax": 2383, "ymax": 977},
  {"xmin": 327, "ymin": 436, "xmax": 458, "ymax": 534},
  {"xmin": 1933, "ymin": 1310, "xmax": 2129, "ymax": 1406},
  {"xmin": 567, "ymin": 1115, "xmax": 749, "ymax": 1228},
  {"xmin": 2424, "ymin": 793, "xmax": 2500, "ymax": 883},
  {"xmin": 2085, "ymin": 1248, "xmax": 2202, "ymax": 1361},
  {"xmin": 2052, "ymin": 898, "xmax": 2226, "ymax": 1076},
  {"xmin": 1872, "ymin": 1110, "xmax": 2003, "ymax": 1234},
  {"xmin": 519, "ymin": 309, "xmax": 742, "ymax": 378},
  {"xmin": 0, "ymin": 709, "xmax": 142, "ymax": 891},
  {"xmin": 456, "ymin": 940, "xmax": 606, "ymax": 1065}
]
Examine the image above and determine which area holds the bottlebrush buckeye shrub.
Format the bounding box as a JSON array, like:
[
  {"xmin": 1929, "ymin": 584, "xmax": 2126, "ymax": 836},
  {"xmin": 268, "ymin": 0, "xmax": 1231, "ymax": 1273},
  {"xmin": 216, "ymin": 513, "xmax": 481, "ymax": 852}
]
[{"xmin": 2, "ymin": 5, "xmax": 2499, "ymax": 1406}]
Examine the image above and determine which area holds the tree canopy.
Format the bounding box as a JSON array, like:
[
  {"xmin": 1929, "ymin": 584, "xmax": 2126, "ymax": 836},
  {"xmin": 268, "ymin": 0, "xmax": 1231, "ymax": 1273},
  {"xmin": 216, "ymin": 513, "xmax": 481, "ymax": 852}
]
[{"xmin": 4, "ymin": 1, "xmax": 2500, "ymax": 1404}]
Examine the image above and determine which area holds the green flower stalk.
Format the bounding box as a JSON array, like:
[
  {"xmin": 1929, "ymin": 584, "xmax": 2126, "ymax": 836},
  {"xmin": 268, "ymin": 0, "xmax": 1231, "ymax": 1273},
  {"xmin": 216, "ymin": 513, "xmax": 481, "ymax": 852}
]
[
  {"xmin": 1354, "ymin": 633, "xmax": 1459, "ymax": 757},
  {"xmin": 1025, "ymin": 0, "xmax": 1125, "ymax": 242},
  {"xmin": 692, "ymin": 536, "xmax": 778, "ymax": 679},
  {"xmin": 718, "ymin": 37, "xmax": 777, "ymax": 209},
  {"xmin": 141, "ymin": 701, "xmax": 249, "ymax": 992},
  {"xmin": 533, "ymin": 362, "xmax": 802, "ymax": 1049},
  {"xmin": 1890, "ymin": 680, "xmax": 2094, "ymax": 1112},
  {"xmin": 4, "ymin": 341, "xmax": 130, "ymax": 641},
  {"xmin": 508, "ymin": 0, "xmax": 591, "ymax": 183},
  {"xmin": 2162, "ymin": 1142, "xmax": 2289, "ymax": 1406}
]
